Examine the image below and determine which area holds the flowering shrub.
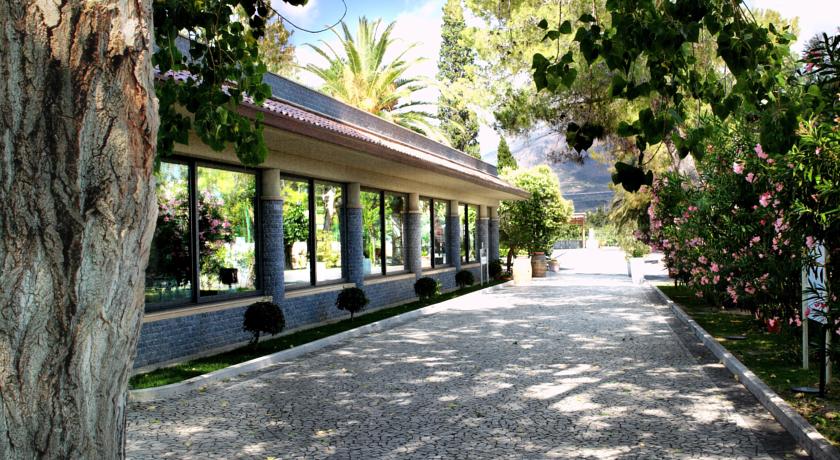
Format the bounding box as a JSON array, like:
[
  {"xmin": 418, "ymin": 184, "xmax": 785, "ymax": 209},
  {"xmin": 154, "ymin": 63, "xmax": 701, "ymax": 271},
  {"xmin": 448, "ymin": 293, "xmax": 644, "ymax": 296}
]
[{"xmin": 650, "ymin": 121, "xmax": 805, "ymax": 328}]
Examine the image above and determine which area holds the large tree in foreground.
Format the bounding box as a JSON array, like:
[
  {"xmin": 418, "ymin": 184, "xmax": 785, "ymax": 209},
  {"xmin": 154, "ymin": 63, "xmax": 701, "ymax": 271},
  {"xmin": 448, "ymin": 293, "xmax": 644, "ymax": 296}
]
[{"xmin": 0, "ymin": 0, "xmax": 303, "ymax": 456}]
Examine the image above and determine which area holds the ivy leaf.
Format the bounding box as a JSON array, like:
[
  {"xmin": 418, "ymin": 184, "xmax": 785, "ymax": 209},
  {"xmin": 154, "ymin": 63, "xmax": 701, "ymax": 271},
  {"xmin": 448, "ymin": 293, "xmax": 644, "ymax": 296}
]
[
  {"xmin": 579, "ymin": 13, "xmax": 596, "ymax": 23},
  {"xmin": 612, "ymin": 162, "xmax": 653, "ymax": 193},
  {"xmin": 543, "ymin": 30, "xmax": 560, "ymax": 41},
  {"xmin": 559, "ymin": 20, "xmax": 572, "ymax": 34},
  {"xmin": 538, "ymin": 18, "xmax": 549, "ymax": 30}
]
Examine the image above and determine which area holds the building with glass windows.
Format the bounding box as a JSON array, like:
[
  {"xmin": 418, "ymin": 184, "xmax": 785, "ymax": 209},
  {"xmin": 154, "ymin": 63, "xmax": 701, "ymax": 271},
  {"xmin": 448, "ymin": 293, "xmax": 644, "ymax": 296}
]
[{"xmin": 135, "ymin": 68, "xmax": 528, "ymax": 370}]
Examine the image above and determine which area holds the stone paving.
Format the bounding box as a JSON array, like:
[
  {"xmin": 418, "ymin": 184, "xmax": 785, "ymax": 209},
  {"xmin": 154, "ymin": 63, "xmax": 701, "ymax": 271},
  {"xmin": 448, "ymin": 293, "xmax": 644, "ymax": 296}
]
[{"xmin": 126, "ymin": 271, "xmax": 808, "ymax": 459}]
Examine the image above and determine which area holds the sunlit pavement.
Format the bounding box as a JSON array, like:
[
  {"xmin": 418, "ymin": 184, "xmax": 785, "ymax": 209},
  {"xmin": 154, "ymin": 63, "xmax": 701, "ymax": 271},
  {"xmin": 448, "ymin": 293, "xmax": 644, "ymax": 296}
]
[{"xmin": 127, "ymin": 251, "xmax": 807, "ymax": 459}]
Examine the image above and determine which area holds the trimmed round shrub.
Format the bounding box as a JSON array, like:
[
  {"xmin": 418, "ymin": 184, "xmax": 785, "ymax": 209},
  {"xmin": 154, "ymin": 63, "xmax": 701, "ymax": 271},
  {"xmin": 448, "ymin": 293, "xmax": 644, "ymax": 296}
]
[
  {"xmin": 489, "ymin": 259, "xmax": 503, "ymax": 279},
  {"xmin": 455, "ymin": 269, "xmax": 475, "ymax": 289},
  {"xmin": 336, "ymin": 287, "xmax": 369, "ymax": 320},
  {"xmin": 243, "ymin": 301, "xmax": 285, "ymax": 345},
  {"xmin": 414, "ymin": 277, "xmax": 439, "ymax": 301}
]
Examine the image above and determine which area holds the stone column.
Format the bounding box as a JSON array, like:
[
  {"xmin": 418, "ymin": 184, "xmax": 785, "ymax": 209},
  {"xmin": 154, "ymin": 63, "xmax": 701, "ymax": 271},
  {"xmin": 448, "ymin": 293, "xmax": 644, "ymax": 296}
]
[
  {"xmin": 406, "ymin": 193, "xmax": 423, "ymax": 277},
  {"xmin": 489, "ymin": 206, "xmax": 500, "ymax": 262},
  {"xmin": 261, "ymin": 169, "xmax": 285, "ymax": 302},
  {"xmin": 448, "ymin": 200, "xmax": 461, "ymax": 271},
  {"xmin": 345, "ymin": 183, "xmax": 364, "ymax": 287},
  {"xmin": 478, "ymin": 205, "xmax": 489, "ymax": 263}
]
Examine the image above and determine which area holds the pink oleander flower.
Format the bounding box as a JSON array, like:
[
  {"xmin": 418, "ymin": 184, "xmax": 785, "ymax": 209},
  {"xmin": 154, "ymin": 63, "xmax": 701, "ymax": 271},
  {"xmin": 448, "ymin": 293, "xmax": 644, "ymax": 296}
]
[
  {"xmin": 713, "ymin": 275, "xmax": 720, "ymax": 284},
  {"xmin": 751, "ymin": 236, "xmax": 761, "ymax": 244},
  {"xmin": 759, "ymin": 192, "xmax": 772, "ymax": 207},
  {"xmin": 733, "ymin": 162, "xmax": 745, "ymax": 174},
  {"xmin": 710, "ymin": 262, "xmax": 719, "ymax": 272},
  {"xmin": 755, "ymin": 144, "xmax": 768, "ymax": 159},
  {"xmin": 698, "ymin": 255, "xmax": 708, "ymax": 264},
  {"xmin": 745, "ymin": 286, "xmax": 756, "ymax": 295},
  {"xmin": 695, "ymin": 291, "xmax": 704, "ymax": 298},
  {"xmin": 746, "ymin": 172, "xmax": 755, "ymax": 183}
]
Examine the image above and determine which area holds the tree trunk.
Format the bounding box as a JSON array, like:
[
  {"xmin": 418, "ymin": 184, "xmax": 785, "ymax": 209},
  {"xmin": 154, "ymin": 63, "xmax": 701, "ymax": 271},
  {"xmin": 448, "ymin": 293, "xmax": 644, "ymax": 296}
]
[{"xmin": 0, "ymin": 0, "xmax": 157, "ymax": 458}]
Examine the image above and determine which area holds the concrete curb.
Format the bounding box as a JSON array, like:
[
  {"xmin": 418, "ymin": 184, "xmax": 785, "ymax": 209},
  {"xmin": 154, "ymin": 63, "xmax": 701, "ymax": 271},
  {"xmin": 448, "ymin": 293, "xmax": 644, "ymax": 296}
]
[
  {"xmin": 129, "ymin": 281, "xmax": 509, "ymax": 403},
  {"xmin": 650, "ymin": 284, "xmax": 840, "ymax": 460}
]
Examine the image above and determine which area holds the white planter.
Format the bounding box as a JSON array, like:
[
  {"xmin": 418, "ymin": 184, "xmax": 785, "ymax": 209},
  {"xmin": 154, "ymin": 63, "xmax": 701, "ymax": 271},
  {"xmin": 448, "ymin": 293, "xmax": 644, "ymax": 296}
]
[
  {"xmin": 628, "ymin": 257, "xmax": 646, "ymax": 284},
  {"xmin": 512, "ymin": 256, "xmax": 532, "ymax": 286}
]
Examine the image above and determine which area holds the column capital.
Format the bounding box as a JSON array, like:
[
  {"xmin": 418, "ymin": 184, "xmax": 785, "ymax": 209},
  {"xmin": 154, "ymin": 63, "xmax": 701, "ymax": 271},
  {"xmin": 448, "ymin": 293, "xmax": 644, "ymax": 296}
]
[
  {"xmin": 489, "ymin": 206, "xmax": 499, "ymax": 220},
  {"xmin": 449, "ymin": 200, "xmax": 460, "ymax": 217},
  {"xmin": 261, "ymin": 169, "xmax": 283, "ymax": 200},
  {"xmin": 408, "ymin": 193, "xmax": 420, "ymax": 213},
  {"xmin": 346, "ymin": 183, "xmax": 362, "ymax": 209}
]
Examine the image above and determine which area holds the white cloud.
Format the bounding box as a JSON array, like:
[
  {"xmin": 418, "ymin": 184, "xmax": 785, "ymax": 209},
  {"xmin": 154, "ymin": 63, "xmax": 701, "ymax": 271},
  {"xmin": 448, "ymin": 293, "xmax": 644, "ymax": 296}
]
[
  {"xmin": 271, "ymin": 0, "xmax": 321, "ymax": 29},
  {"xmin": 746, "ymin": 0, "xmax": 840, "ymax": 52}
]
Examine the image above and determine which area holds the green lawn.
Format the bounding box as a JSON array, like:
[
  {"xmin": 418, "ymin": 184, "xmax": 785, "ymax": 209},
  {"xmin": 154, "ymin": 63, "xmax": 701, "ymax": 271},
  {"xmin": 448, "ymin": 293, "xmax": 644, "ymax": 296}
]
[
  {"xmin": 658, "ymin": 285, "xmax": 840, "ymax": 445},
  {"xmin": 130, "ymin": 280, "xmax": 505, "ymax": 390}
]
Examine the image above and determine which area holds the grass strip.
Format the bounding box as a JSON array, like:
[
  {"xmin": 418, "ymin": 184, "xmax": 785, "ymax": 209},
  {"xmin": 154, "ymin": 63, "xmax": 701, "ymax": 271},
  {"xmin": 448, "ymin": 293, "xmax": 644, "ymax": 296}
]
[
  {"xmin": 658, "ymin": 284, "xmax": 840, "ymax": 445},
  {"xmin": 130, "ymin": 280, "xmax": 505, "ymax": 389}
]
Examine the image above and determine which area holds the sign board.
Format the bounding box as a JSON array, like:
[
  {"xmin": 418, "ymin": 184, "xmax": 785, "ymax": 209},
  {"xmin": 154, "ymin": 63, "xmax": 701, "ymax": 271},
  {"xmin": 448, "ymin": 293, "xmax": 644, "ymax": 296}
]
[{"xmin": 805, "ymin": 244, "xmax": 828, "ymax": 325}]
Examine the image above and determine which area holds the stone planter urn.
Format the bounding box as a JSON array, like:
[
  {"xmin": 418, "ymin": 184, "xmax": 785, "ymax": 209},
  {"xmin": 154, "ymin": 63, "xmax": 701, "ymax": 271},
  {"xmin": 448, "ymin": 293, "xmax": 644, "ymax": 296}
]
[
  {"xmin": 548, "ymin": 259, "xmax": 560, "ymax": 272},
  {"xmin": 531, "ymin": 252, "xmax": 547, "ymax": 278},
  {"xmin": 512, "ymin": 256, "xmax": 532, "ymax": 286}
]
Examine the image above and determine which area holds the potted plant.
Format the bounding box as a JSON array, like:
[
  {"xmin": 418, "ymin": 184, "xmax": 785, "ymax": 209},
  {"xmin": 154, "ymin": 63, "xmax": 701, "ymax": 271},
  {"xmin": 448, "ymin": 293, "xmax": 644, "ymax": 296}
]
[
  {"xmin": 414, "ymin": 277, "xmax": 439, "ymax": 302},
  {"xmin": 548, "ymin": 257, "xmax": 560, "ymax": 272},
  {"xmin": 455, "ymin": 269, "xmax": 475, "ymax": 289},
  {"xmin": 335, "ymin": 287, "xmax": 369, "ymax": 320},
  {"xmin": 218, "ymin": 267, "xmax": 238, "ymax": 288}
]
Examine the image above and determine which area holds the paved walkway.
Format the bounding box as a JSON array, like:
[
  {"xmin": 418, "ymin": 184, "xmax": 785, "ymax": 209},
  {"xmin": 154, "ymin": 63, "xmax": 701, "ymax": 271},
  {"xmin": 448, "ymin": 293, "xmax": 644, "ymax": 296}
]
[{"xmin": 127, "ymin": 270, "xmax": 807, "ymax": 459}]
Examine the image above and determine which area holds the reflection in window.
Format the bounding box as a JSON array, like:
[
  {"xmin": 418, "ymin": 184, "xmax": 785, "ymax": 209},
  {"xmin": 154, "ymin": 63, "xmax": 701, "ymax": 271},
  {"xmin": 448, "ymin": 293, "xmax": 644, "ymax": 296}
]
[
  {"xmin": 196, "ymin": 167, "xmax": 257, "ymax": 297},
  {"xmin": 315, "ymin": 182, "xmax": 343, "ymax": 283},
  {"xmin": 420, "ymin": 198, "xmax": 432, "ymax": 268},
  {"xmin": 433, "ymin": 200, "xmax": 448, "ymax": 267},
  {"xmin": 468, "ymin": 204, "xmax": 478, "ymax": 262},
  {"xmin": 145, "ymin": 162, "xmax": 192, "ymax": 305},
  {"xmin": 385, "ymin": 194, "xmax": 405, "ymax": 272},
  {"xmin": 361, "ymin": 190, "xmax": 382, "ymax": 276},
  {"xmin": 283, "ymin": 178, "xmax": 311, "ymax": 289}
]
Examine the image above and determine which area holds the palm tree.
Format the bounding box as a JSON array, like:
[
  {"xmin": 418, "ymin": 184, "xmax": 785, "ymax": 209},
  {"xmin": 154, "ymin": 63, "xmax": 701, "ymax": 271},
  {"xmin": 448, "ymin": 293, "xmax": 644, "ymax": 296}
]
[{"xmin": 303, "ymin": 17, "xmax": 443, "ymax": 140}]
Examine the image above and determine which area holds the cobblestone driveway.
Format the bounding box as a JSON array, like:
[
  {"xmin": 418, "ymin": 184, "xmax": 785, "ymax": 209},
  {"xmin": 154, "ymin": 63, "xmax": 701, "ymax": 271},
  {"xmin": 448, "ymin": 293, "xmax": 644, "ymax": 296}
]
[{"xmin": 127, "ymin": 273, "xmax": 807, "ymax": 459}]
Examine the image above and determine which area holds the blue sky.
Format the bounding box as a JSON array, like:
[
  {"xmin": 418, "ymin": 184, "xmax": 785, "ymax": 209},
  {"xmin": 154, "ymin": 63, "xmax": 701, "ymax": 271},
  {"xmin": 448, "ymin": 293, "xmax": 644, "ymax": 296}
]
[{"xmin": 272, "ymin": 0, "xmax": 839, "ymax": 159}]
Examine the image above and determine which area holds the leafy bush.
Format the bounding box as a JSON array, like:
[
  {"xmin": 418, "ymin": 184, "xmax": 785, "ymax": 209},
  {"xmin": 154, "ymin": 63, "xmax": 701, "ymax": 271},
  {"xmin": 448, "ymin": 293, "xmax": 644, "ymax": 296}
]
[
  {"xmin": 243, "ymin": 301, "xmax": 285, "ymax": 345},
  {"xmin": 489, "ymin": 259, "xmax": 503, "ymax": 278},
  {"xmin": 335, "ymin": 287, "xmax": 369, "ymax": 320},
  {"xmin": 455, "ymin": 270, "xmax": 475, "ymax": 289},
  {"xmin": 414, "ymin": 277, "xmax": 439, "ymax": 301}
]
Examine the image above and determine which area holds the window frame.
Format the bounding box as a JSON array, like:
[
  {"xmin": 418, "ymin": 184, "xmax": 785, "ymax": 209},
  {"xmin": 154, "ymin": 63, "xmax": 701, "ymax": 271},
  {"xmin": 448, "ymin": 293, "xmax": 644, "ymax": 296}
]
[
  {"xmin": 420, "ymin": 197, "xmax": 452, "ymax": 269},
  {"xmin": 363, "ymin": 187, "xmax": 409, "ymax": 277},
  {"xmin": 145, "ymin": 157, "xmax": 263, "ymax": 313},
  {"xmin": 462, "ymin": 203, "xmax": 479, "ymax": 264},
  {"xmin": 282, "ymin": 174, "xmax": 348, "ymax": 289}
]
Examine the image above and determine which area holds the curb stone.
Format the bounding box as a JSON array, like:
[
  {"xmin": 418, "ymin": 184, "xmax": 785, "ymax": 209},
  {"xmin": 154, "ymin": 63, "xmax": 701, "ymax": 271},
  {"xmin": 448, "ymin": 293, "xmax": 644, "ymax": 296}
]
[
  {"xmin": 129, "ymin": 281, "xmax": 509, "ymax": 402},
  {"xmin": 650, "ymin": 284, "xmax": 840, "ymax": 460}
]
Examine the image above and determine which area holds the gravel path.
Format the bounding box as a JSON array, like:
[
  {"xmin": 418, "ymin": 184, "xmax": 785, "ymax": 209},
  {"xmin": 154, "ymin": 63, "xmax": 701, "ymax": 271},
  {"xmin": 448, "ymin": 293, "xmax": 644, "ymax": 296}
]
[{"xmin": 127, "ymin": 272, "xmax": 807, "ymax": 459}]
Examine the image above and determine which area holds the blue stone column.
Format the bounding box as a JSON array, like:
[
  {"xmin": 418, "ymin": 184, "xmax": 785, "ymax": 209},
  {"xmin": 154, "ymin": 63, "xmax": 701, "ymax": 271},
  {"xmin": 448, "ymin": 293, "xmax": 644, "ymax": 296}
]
[
  {"xmin": 406, "ymin": 193, "xmax": 422, "ymax": 277},
  {"xmin": 447, "ymin": 200, "xmax": 461, "ymax": 271},
  {"xmin": 478, "ymin": 205, "xmax": 489, "ymax": 262},
  {"xmin": 261, "ymin": 169, "xmax": 285, "ymax": 302},
  {"xmin": 489, "ymin": 205, "xmax": 500, "ymax": 262},
  {"xmin": 345, "ymin": 183, "xmax": 364, "ymax": 287}
]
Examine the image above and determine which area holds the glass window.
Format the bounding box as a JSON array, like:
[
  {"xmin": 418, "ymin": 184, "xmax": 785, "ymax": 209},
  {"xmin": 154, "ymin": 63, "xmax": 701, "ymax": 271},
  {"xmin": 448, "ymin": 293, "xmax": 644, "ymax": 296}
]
[
  {"xmin": 361, "ymin": 190, "xmax": 382, "ymax": 276},
  {"xmin": 468, "ymin": 204, "xmax": 479, "ymax": 262},
  {"xmin": 420, "ymin": 198, "xmax": 432, "ymax": 268},
  {"xmin": 385, "ymin": 193, "xmax": 406, "ymax": 272},
  {"xmin": 196, "ymin": 166, "xmax": 257, "ymax": 298},
  {"xmin": 460, "ymin": 204, "xmax": 468, "ymax": 263},
  {"xmin": 283, "ymin": 178, "xmax": 311, "ymax": 289},
  {"xmin": 433, "ymin": 200, "xmax": 448, "ymax": 267},
  {"xmin": 315, "ymin": 182, "xmax": 343, "ymax": 284},
  {"xmin": 145, "ymin": 162, "xmax": 192, "ymax": 306}
]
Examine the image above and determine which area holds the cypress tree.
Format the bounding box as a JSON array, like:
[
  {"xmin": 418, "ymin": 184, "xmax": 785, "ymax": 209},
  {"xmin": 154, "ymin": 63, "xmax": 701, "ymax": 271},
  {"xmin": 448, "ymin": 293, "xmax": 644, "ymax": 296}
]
[
  {"xmin": 497, "ymin": 136, "xmax": 518, "ymax": 171},
  {"xmin": 437, "ymin": 0, "xmax": 481, "ymax": 158}
]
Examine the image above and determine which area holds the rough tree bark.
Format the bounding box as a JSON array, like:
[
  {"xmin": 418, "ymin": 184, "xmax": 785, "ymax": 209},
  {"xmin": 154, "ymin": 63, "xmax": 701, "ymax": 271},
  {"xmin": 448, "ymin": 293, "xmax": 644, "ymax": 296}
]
[{"xmin": 0, "ymin": 0, "xmax": 157, "ymax": 457}]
